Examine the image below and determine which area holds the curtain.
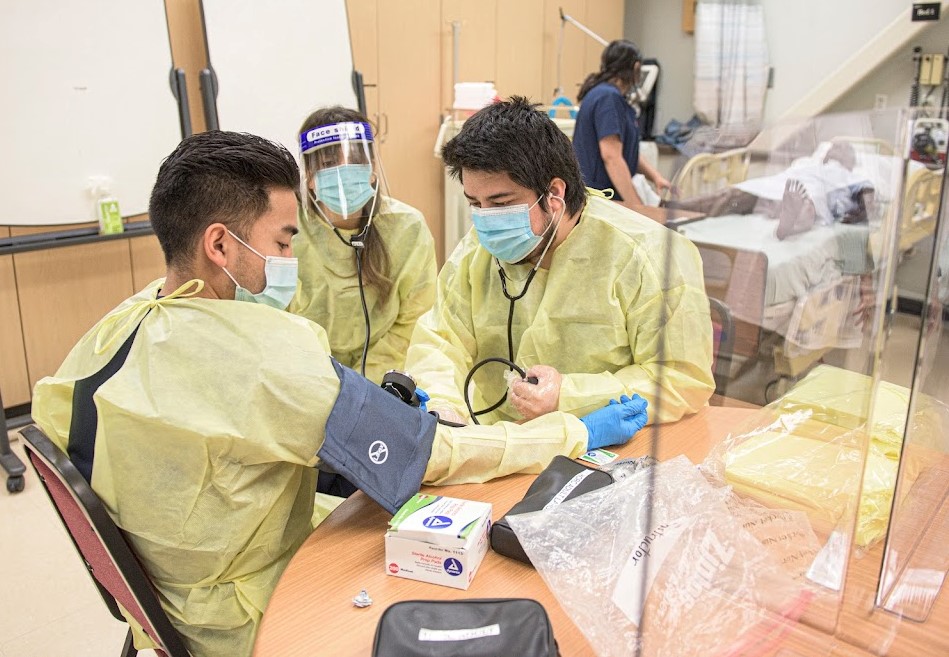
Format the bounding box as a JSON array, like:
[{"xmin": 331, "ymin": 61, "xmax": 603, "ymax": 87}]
[{"xmin": 694, "ymin": 0, "xmax": 770, "ymax": 133}]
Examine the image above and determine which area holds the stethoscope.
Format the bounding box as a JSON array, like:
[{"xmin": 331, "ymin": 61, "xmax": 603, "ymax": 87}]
[
  {"xmin": 312, "ymin": 189, "xmax": 380, "ymax": 378},
  {"xmin": 464, "ymin": 195, "xmax": 566, "ymax": 424}
]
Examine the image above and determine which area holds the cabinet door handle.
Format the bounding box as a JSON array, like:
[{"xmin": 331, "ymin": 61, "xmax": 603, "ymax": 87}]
[{"xmin": 373, "ymin": 113, "xmax": 382, "ymax": 142}]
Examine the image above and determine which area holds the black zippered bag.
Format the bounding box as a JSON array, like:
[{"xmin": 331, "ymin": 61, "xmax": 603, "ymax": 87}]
[
  {"xmin": 490, "ymin": 455, "xmax": 615, "ymax": 565},
  {"xmin": 371, "ymin": 598, "xmax": 559, "ymax": 656}
]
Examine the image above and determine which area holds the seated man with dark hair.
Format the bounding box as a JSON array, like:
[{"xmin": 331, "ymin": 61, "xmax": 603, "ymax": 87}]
[
  {"xmin": 31, "ymin": 130, "xmax": 649, "ymax": 657},
  {"xmin": 407, "ymin": 97, "xmax": 715, "ymax": 427}
]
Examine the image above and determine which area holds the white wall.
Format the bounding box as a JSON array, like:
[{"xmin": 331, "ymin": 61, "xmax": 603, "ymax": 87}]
[
  {"xmin": 830, "ymin": 18, "xmax": 949, "ymax": 113},
  {"xmin": 624, "ymin": 0, "xmax": 695, "ymax": 135},
  {"xmin": 624, "ymin": 0, "xmax": 936, "ymax": 133},
  {"xmin": 761, "ymin": 0, "xmax": 910, "ymax": 121}
]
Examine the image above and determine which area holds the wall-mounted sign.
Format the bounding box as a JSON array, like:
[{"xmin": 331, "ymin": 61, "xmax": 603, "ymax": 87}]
[{"xmin": 912, "ymin": 3, "xmax": 941, "ymax": 21}]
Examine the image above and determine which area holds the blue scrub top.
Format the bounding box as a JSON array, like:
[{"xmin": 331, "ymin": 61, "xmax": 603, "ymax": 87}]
[{"xmin": 572, "ymin": 82, "xmax": 640, "ymax": 201}]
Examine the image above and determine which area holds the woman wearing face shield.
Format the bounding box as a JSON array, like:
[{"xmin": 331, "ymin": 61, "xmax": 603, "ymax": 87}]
[
  {"xmin": 289, "ymin": 107, "xmax": 437, "ymax": 384},
  {"xmin": 572, "ymin": 39, "xmax": 670, "ymax": 209}
]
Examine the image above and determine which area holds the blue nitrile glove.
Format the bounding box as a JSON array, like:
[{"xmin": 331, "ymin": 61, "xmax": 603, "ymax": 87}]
[
  {"xmin": 415, "ymin": 387, "xmax": 430, "ymax": 412},
  {"xmin": 580, "ymin": 394, "xmax": 649, "ymax": 450}
]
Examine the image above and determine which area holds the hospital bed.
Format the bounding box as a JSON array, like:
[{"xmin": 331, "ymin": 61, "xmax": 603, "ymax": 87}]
[
  {"xmin": 681, "ymin": 218, "xmax": 867, "ymax": 399},
  {"xmin": 675, "ymin": 139, "xmax": 943, "ymax": 400},
  {"xmin": 898, "ymin": 165, "xmax": 943, "ymax": 252},
  {"xmin": 670, "ymin": 147, "xmax": 751, "ymax": 199}
]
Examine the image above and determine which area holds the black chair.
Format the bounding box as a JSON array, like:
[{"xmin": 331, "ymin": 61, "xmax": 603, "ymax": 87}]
[
  {"xmin": 19, "ymin": 425, "xmax": 190, "ymax": 657},
  {"xmin": 1, "ymin": 387, "xmax": 26, "ymax": 493},
  {"xmin": 709, "ymin": 297, "xmax": 735, "ymax": 398}
]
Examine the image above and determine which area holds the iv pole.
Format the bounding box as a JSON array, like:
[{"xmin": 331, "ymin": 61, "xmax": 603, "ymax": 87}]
[{"xmin": 553, "ymin": 7, "xmax": 658, "ymax": 109}]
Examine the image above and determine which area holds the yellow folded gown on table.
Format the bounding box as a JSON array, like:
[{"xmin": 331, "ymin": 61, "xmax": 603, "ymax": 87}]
[
  {"xmin": 723, "ymin": 430, "xmax": 898, "ymax": 546},
  {"xmin": 772, "ymin": 365, "xmax": 910, "ymax": 459},
  {"xmin": 721, "ymin": 365, "xmax": 949, "ymax": 547}
]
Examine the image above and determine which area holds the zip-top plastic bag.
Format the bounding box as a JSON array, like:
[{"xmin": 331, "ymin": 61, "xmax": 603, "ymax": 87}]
[
  {"xmin": 507, "ymin": 455, "xmax": 814, "ymax": 657},
  {"xmin": 703, "ymin": 365, "xmax": 949, "ymax": 548}
]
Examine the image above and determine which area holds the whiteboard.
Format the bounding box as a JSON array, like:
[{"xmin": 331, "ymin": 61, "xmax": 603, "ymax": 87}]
[
  {"xmin": 0, "ymin": 1, "xmax": 181, "ymax": 226},
  {"xmin": 202, "ymin": 0, "xmax": 357, "ymax": 159}
]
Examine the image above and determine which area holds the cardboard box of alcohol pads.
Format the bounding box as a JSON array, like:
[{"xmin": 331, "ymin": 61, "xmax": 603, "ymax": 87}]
[{"xmin": 385, "ymin": 494, "xmax": 492, "ymax": 590}]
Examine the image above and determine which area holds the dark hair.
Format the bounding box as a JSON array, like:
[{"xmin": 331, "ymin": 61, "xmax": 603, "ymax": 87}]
[
  {"xmin": 149, "ymin": 131, "xmax": 299, "ymax": 267},
  {"xmin": 299, "ymin": 106, "xmax": 392, "ymax": 302},
  {"xmin": 441, "ymin": 96, "xmax": 586, "ymax": 216},
  {"xmin": 577, "ymin": 39, "xmax": 641, "ymax": 102}
]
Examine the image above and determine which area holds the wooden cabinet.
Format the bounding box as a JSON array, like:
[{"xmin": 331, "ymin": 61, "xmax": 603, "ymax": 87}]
[
  {"xmin": 0, "ymin": 227, "xmax": 166, "ymax": 410},
  {"xmin": 346, "ymin": 0, "xmax": 380, "ymax": 124},
  {"xmin": 580, "ymin": 0, "xmax": 625, "ymax": 77},
  {"xmin": 347, "ymin": 0, "xmax": 445, "ymax": 262},
  {"xmin": 130, "ymin": 235, "xmax": 167, "ymax": 291},
  {"xmin": 496, "ymin": 1, "xmax": 546, "ymax": 102},
  {"xmin": 14, "ymin": 240, "xmax": 135, "ymax": 391},
  {"xmin": 682, "ymin": 0, "xmax": 696, "ymax": 34},
  {"xmin": 0, "ymin": 228, "xmax": 30, "ymax": 408},
  {"xmin": 376, "ymin": 1, "xmax": 444, "ymax": 261},
  {"xmin": 439, "ymin": 0, "xmax": 499, "ymax": 112}
]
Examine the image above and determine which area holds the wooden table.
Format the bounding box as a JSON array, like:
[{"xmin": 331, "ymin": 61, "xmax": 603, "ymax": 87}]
[{"xmin": 253, "ymin": 405, "xmax": 948, "ymax": 657}]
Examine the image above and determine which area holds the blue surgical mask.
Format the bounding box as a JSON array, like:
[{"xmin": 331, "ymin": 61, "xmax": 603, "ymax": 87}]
[
  {"xmin": 315, "ymin": 164, "xmax": 375, "ymax": 216},
  {"xmin": 222, "ymin": 230, "xmax": 298, "ymax": 310},
  {"xmin": 471, "ymin": 195, "xmax": 544, "ymax": 264}
]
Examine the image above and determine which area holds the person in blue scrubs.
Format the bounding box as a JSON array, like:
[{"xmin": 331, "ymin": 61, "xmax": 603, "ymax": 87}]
[{"xmin": 572, "ymin": 39, "xmax": 669, "ymax": 208}]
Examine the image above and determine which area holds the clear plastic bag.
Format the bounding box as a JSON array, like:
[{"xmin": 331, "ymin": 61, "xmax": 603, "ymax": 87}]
[
  {"xmin": 601, "ymin": 455, "xmax": 657, "ymax": 482},
  {"xmin": 703, "ymin": 364, "xmax": 949, "ymax": 548},
  {"xmin": 508, "ymin": 456, "xmax": 813, "ymax": 657}
]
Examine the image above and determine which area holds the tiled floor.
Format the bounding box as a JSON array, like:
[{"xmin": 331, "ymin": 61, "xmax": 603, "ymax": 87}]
[
  {"xmin": 0, "ymin": 312, "xmax": 945, "ymax": 656},
  {"xmin": 0, "ymin": 434, "xmax": 158, "ymax": 657}
]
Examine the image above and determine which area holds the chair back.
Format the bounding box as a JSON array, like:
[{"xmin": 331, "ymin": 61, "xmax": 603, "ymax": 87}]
[
  {"xmin": 19, "ymin": 425, "xmax": 189, "ymax": 657},
  {"xmin": 693, "ymin": 242, "xmax": 766, "ymax": 359},
  {"xmin": 708, "ymin": 297, "xmax": 735, "ymax": 397}
]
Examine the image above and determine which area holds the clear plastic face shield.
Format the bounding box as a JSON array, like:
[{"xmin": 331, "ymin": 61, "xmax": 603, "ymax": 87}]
[
  {"xmin": 624, "ymin": 60, "xmax": 642, "ymax": 105},
  {"xmin": 627, "ymin": 61, "xmax": 659, "ymax": 110},
  {"xmin": 299, "ymin": 121, "xmax": 383, "ymax": 227}
]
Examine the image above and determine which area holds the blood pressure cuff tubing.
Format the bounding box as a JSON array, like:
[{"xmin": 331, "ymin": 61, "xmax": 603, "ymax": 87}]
[
  {"xmin": 318, "ymin": 359, "xmax": 437, "ymax": 514},
  {"xmin": 491, "ymin": 455, "xmax": 614, "ymax": 565},
  {"xmin": 372, "ymin": 598, "xmax": 560, "ymax": 657}
]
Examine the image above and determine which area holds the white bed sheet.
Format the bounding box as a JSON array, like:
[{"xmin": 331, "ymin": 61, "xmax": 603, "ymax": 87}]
[
  {"xmin": 681, "ymin": 214, "xmax": 836, "ymax": 306},
  {"xmin": 679, "ymin": 214, "xmax": 871, "ymax": 328}
]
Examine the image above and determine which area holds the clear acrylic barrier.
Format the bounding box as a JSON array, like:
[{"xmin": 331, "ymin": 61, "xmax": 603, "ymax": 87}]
[
  {"xmin": 875, "ymin": 150, "xmax": 949, "ymax": 625},
  {"xmin": 510, "ymin": 108, "xmax": 948, "ymax": 656}
]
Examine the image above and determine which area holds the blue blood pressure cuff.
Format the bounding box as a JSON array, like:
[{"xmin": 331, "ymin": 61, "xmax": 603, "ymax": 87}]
[{"xmin": 318, "ymin": 359, "xmax": 437, "ymax": 514}]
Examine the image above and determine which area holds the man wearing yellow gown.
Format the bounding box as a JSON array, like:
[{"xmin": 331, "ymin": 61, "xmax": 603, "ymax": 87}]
[
  {"xmin": 32, "ymin": 131, "xmax": 649, "ymax": 657},
  {"xmin": 406, "ymin": 97, "xmax": 715, "ymax": 426}
]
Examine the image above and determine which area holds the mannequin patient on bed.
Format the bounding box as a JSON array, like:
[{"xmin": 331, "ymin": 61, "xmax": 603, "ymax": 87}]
[{"xmin": 668, "ymin": 142, "xmax": 875, "ymax": 240}]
